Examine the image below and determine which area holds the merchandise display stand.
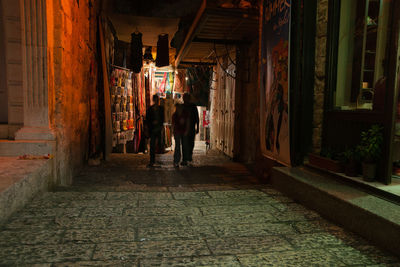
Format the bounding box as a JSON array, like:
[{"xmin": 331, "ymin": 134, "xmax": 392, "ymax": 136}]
[{"xmin": 110, "ymin": 66, "xmax": 135, "ymax": 153}]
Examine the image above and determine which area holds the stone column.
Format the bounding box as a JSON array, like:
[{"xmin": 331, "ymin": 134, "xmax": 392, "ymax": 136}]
[{"xmin": 15, "ymin": 0, "xmax": 54, "ymax": 140}]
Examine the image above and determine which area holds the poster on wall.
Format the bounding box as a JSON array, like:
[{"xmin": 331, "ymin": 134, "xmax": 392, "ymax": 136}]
[{"xmin": 260, "ymin": 0, "xmax": 291, "ymax": 165}]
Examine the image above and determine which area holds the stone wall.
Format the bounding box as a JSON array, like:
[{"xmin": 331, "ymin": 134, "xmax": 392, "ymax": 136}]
[
  {"xmin": 47, "ymin": 0, "xmax": 99, "ymax": 185},
  {"xmin": 0, "ymin": 0, "xmax": 24, "ymax": 137},
  {"xmin": 312, "ymin": 0, "xmax": 329, "ymax": 153}
]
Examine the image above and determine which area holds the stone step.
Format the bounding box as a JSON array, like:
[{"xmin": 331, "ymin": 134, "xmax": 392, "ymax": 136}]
[
  {"xmin": 0, "ymin": 157, "xmax": 53, "ymax": 225},
  {"xmin": 271, "ymin": 166, "xmax": 400, "ymax": 257},
  {"xmin": 0, "ymin": 125, "xmax": 7, "ymax": 139},
  {"xmin": 0, "ymin": 124, "xmax": 22, "ymax": 139},
  {"xmin": 0, "ymin": 140, "xmax": 55, "ymax": 157}
]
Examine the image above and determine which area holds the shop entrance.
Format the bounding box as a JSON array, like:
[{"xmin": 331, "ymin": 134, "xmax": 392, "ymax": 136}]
[{"xmin": 97, "ymin": 0, "xmax": 258, "ymax": 166}]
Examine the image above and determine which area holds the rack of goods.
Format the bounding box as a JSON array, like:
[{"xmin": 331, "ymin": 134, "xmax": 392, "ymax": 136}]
[{"xmin": 110, "ymin": 66, "xmax": 135, "ymax": 151}]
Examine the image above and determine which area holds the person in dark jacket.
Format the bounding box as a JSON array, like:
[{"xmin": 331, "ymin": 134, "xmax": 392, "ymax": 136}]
[
  {"xmin": 145, "ymin": 94, "xmax": 164, "ymax": 167},
  {"xmin": 182, "ymin": 93, "xmax": 199, "ymax": 164},
  {"xmin": 172, "ymin": 104, "xmax": 189, "ymax": 167}
]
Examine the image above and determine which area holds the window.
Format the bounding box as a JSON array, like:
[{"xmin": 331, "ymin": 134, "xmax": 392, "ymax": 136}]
[{"xmin": 333, "ymin": 0, "xmax": 390, "ymax": 110}]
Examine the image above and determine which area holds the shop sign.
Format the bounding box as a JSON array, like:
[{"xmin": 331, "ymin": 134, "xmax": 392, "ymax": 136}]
[
  {"xmin": 260, "ymin": 0, "xmax": 291, "ymax": 166},
  {"xmin": 203, "ymin": 110, "xmax": 210, "ymax": 128}
]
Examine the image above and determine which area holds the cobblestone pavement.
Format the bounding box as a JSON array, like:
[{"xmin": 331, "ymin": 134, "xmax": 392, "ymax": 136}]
[{"xmin": 0, "ymin": 146, "xmax": 399, "ymax": 266}]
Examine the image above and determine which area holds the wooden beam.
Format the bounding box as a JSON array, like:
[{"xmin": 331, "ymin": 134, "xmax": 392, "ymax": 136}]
[
  {"xmin": 193, "ymin": 37, "xmax": 250, "ymax": 45},
  {"xmin": 174, "ymin": 0, "xmax": 207, "ymax": 67},
  {"xmin": 180, "ymin": 61, "xmax": 216, "ymax": 66},
  {"xmin": 99, "ymin": 17, "xmax": 113, "ymax": 161}
]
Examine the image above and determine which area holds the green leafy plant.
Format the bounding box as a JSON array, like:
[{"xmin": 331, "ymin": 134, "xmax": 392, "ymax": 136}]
[
  {"xmin": 341, "ymin": 147, "xmax": 360, "ymax": 163},
  {"xmin": 320, "ymin": 147, "xmax": 341, "ymax": 161},
  {"xmin": 358, "ymin": 125, "xmax": 383, "ymax": 163}
]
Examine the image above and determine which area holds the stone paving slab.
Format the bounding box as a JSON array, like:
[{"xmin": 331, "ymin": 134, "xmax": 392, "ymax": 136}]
[
  {"xmin": 284, "ymin": 232, "xmax": 347, "ymax": 249},
  {"xmin": 139, "ymin": 255, "xmax": 241, "ymax": 267},
  {"xmin": 124, "ymin": 206, "xmax": 201, "ymax": 216},
  {"xmin": 0, "ymin": 229, "xmax": 63, "ymax": 245},
  {"xmin": 326, "ymin": 246, "xmax": 399, "ymax": 266},
  {"xmin": 237, "ymin": 249, "xmax": 345, "ymax": 266},
  {"xmin": 292, "ymin": 217, "xmax": 344, "ymax": 234},
  {"xmin": 82, "ymin": 207, "xmax": 124, "ymax": 217},
  {"xmin": 40, "ymin": 192, "xmax": 107, "ymax": 201},
  {"xmin": 199, "ymin": 203, "xmax": 277, "ymax": 215},
  {"xmin": 207, "ymin": 235, "xmax": 294, "ymax": 254},
  {"xmin": 106, "ymin": 192, "xmax": 138, "ymax": 201},
  {"xmin": 92, "ymin": 242, "xmax": 140, "ymax": 261},
  {"xmin": 139, "ymin": 225, "xmax": 218, "ymax": 240},
  {"xmin": 270, "ymin": 209, "xmax": 321, "ymax": 222},
  {"xmin": 182, "ymin": 195, "xmax": 276, "ymax": 207},
  {"xmin": 62, "ymin": 228, "xmax": 136, "ymax": 243},
  {"xmin": 108, "ymin": 215, "xmax": 190, "ymax": 228},
  {"xmin": 69, "ymin": 199, "xmax": 138, "ymax": 208},
  {"xmin": 140, "ymin": 239, "xmax": 211, "ymax": 258},
  {"xmin": 136, "ymin": 192, "xmax": 173, "ymax": 200},
  {"xmin": 15, "ymin": 207, "xmax": 83, "ymax": 218},
  {"xmin": 189, "ymin": 212, "xmax": 278, "ymax": 225},
  {"xmin": 52, "ymin": 216, "xmax": 111, "ymax": 229},
  {"xmin": 207, "ymin": 189, "xmax": 269, "ymax": 198},
  {"xmin": 138, "ymin": 199, "xmax": 186, "ymax": 208},
  {"xmin": 0, "ymin": 151, "xmax": 399, "ymax": 265},
  {"xmin": 53, "ymin": 261, "xmax": 137, "ymax": 267},
  {"xmin": 3, "ymin": 217, "xmax": 57, "ymax": 230},
  {"xmin": 0, "ymin": 244, "xmax": 94, "ymax": 265},
  {"xmin": 172, "ymin": 191, "xmax": 210, "ymax": 199},
  {"xmin": 213, "ymin": 222, "xmax": 297, "ymax": 237}
]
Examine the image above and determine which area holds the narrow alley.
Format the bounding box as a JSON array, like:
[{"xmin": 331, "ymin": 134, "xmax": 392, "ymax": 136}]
[
  {"xmin": 0, "ymin": 143, "xmax": 399, "ymax": 266},
  {"xmin": 2, "ymin": 0, "xmax": 400, "ymax": 265}
]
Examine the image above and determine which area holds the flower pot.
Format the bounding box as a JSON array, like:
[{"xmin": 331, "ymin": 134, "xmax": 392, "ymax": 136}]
[
  {"xmin": 344, "ymin": 160, "xmax": 358, "ymax": 177},
  {"xmin": 362, "ymin": 162, "xmax": 376, "ymax": 182},
  {"xmin": 308, "ymin": 153, "xmax": 344, "ymax": 173}
]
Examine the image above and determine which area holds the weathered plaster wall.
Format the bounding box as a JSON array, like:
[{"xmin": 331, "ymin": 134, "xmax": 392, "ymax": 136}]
[
  {"xmin": 312, "ymin": 0, "xmax": 329, "ymax": 153},
  {"xmin": 47, "ymin": 0, "xmax": 99, "ymax": 185},
  {"xmin": 209, "ymin": 41, "xmax": 259, "ymax": 163}
]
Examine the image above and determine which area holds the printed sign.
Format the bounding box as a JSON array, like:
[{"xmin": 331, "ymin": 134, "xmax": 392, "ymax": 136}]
[
  {"xmin": 260, "ymin": 0, "xmax": 291, "ymax": 165},
  {"xmin": 203, "ymin": 110, "xmax": 210, "ymax": 128}
]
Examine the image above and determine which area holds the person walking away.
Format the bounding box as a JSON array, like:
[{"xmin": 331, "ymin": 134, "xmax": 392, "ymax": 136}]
[
  {"xmin": 145, "ymin": 94, "xmax": 164, "ymax": 167},
  {"xmin": 182, "ymin": 93, "xmax": 199, "ymax": 164},
  {"xmin": 172, "ymin": 104, "xmax": 189, "ymax": 167}
]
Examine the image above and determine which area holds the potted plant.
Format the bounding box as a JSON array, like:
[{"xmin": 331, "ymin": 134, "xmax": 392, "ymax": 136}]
[
  {"xmin": 341, "ymin": 147, "xmax": 360, "ymax": 177},
  {"xmin": 358, "ymin": 125, "xmax": 383, "ymax": 181}
]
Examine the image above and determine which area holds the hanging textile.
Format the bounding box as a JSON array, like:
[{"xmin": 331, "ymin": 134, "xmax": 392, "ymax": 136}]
[
  {"xmin": 110, "ymin": 67, "xmax": 135, "ymax": 148},
  {"xmin": 130, "ymin": 32, "xmax": 143, "ymax": 73},
  {"xmin": 173, "ymin": 69, "xmax": 186, "ymax": 93},
  {"xmin": 156, "ymin": 34, "xmax": 169, "ymax": 67},
  {"xmin": 186, "ymin": 66, "xmax": 212, "ymax": 106}
]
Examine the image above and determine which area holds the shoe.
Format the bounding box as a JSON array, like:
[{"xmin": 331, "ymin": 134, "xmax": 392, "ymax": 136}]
[
  {"xmin": 180, "ymin": 161, "xmax": 188, "ymax": 166},
  {"xmin": 147, "ymin": 163, "xmax": 154, "ymax": 168},
  {"xmin": 174, "ymin": 162, "xmax": 179, "ymax": 168}
]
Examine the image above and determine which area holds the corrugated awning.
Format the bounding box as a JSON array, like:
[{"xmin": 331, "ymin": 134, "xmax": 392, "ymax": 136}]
[{"xmin": 175, "ymin": 0, "xmax": 259, "ymax": 67}]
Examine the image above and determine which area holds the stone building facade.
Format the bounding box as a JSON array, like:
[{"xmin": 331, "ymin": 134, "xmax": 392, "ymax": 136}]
[
  {"xmin": 313, "ymin": 0, "xmax": 328, "ymax": 153},
  {"xmin": 0, "ymin": 0, "xmax": 101, "ymax": 186}
]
